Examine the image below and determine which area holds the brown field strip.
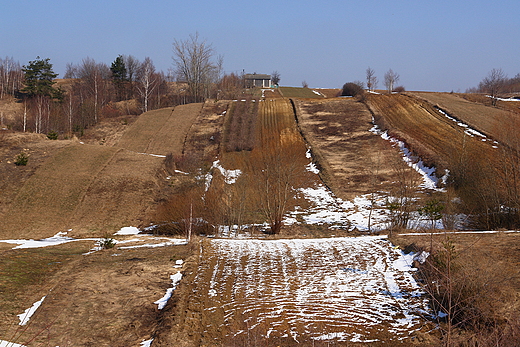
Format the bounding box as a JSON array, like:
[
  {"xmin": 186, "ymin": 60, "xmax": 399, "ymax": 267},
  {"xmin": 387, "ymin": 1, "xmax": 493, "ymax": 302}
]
[
  {"xmin": 365, "ymin": 93, "xmax": 493, "ymax": 171},
  {"xmin": 0, "ymin": 144, "xmax": 119, "ymax": 239},
  {"xmin": 294, "ymin": 98, "xmax": 413, "ymax": 200},
  {"xmin": 279, "ymin": 87, "xmax": 324, "ymax": 99},
  {"xmin": 116, "ymin": 103, "xmax": 202, "ymax": 156},
  {"xmin": 410, "ymin": 92, "xmax": 520, "ymax": 150},
  {"xmin": 67, "ymin": 149, "xmax": 164, "ymax": 237}
]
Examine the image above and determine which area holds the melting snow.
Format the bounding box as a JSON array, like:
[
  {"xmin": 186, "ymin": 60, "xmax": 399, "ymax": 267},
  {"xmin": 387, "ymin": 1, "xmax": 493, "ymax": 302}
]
[
  {"xmin": 201, "ymin": 237, "xmax": 430, "ymax": 342},
  {"xmin": 17, "ymin": 296, "xmax": 46, "ymax": 326},
  {"xmin": 154, "ymin": 272, "xmax": 183, "ymax": 309}
]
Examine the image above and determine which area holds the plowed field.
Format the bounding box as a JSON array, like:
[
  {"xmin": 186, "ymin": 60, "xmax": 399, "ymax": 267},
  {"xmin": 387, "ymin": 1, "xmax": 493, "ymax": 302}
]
[{"xmin": 156, "ymin": 237, "xmax": 431, "ymax": 346}]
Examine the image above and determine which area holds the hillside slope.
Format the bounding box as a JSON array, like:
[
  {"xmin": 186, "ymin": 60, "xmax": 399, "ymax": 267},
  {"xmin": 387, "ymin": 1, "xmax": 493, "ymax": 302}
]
[
  {"xmin": 116, "ymin": 103, "xmax": 202, "ymax": 156},
  {"xmin": 0, "ymin": 104, "xmax": 202, "ymax": 239},
  {"xmin": 410, "ymin": 92, "xmax": 520, "ymax": 149}
]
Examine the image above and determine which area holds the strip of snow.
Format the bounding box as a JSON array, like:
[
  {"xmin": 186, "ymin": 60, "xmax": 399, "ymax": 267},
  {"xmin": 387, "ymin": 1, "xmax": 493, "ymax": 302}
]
[
  {"xmin": 18, "ymin": 296, "xmax": 46, "ymax": 326},
  {"xmin": 0, "ymin": 341, "xmax": 26, "ymax": 347},
  {"xmin": 140, "ymin": 339, "xmax": 154, "ymax": 347},
  {"xmin": 3, "ymin": 232, "xmax": 83, "ymax": 249},
  {"xmin": 434, "ymin": 107, "xmax": 491, "ymax": 140},
  {"xmin": 487, "ymin": 95, "xmax": 520, "ymax": 102},
  {"xmin": 118, "ymin": 239, "xmax": 188, "ymax": 249},
  {"xmin": 370, "ymin": 124, "xmax": 444, "ymax": 191},
  {"xmin": 154, "ymin": 272, "xmax": 183, "ymax": 309},
  {"xmin": 137, "ymin": 152, "xmax": 167, "ymax": 158}
]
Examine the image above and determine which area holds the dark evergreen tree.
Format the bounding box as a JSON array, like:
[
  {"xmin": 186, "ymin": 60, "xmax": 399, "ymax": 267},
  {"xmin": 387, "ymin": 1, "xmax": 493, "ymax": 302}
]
[
  {"xmin": 110, "ymin": 55, "xmax": 128, "ymax": 100},
  {"xmin": 21, "ymin": 57, "xmax": 60, "ymax": 133},
  {"xmin": 21, "ymin": 57, "xmax": 58, "ymax": 98}
]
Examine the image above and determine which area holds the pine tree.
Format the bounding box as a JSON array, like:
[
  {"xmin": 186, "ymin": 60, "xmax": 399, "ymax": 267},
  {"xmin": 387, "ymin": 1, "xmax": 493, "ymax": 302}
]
[
  {"xmin": 110, "ymin": 55, "xmax": 128, "ymax": 100},
  {"xmin": 21, "ymin": 57, "xmax": 58, "ymax": 98}
]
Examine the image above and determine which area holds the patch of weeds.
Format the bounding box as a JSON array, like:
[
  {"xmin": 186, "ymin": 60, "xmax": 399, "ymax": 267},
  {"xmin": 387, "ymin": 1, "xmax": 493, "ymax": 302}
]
[{"xmin": 99, "ymin": 237, "xmax": 116, "ymax": 249}]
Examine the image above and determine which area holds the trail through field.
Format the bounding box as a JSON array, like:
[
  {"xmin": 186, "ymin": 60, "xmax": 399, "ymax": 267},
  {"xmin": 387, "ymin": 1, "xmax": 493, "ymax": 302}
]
[{"xmin": 195, "ymin": 237, "xmax": 431, "ymax": 344}]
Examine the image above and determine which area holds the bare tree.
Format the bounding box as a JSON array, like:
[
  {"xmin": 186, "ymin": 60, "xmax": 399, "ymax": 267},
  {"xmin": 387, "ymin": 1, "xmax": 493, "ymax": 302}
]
[
  {"xmin": 172, "ymin": 32, "xmax": 222, "ymax": 102},
  {"xmin": 271, "ymin": 71, "xmax": 280, "ymax": 86},
  {"xmin": 366, "ymin": 66, "xmax": 378, "ymax": 92},
  {"xmin": 0, "ymin": 56, "xmax": 22, "ymax": 99},
  {"xmin": 249, "ymin": 137, "xmax": 310, "ymax": 234},
  {"xmin": 136, "ymin": 57, "xmax": 158, "ymax": 112},
  {"xmin": 479, "ymin": 68, "xmax": 507, "ymax": 106},
  {"xmin": 123, "ymin": 55, "xmax": 140, "ymax": 82},
  {"xmin": 384, "ymin": 69, "xmax": 400, "ymax": 93},
  {"xmin": 77, "ymin": 58, "xmax": 111, "ymax": 123}
]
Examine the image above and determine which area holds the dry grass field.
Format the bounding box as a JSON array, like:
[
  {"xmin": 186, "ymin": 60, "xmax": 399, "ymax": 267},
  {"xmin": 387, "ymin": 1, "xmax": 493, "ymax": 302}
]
[
  {"xmin": 279, "ymin": 87, "xmax": 324, "ymax": 99},
  {"xmin": 294, "ymin": 97, "xmax": 419, "ymax": 201},
  {"xmin": 116, "ymin": 103, "xmax": 202, "ymax": 156},
  {"xmin": 410, "ymin": 92, "xmax": 520, "ymax": 150},
  {"xmin": 365, "ymin": 93, "xmax": 494, "ymax": 173}
]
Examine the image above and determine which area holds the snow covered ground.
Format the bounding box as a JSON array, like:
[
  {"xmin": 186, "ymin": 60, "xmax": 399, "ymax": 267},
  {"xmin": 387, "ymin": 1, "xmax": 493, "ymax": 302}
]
[{"xmin": 199, "ymin": 236, "xmax": 431, "ymax": 343}]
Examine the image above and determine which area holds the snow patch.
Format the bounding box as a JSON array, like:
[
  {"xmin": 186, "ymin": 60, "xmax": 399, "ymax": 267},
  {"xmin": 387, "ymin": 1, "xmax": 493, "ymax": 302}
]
[
  {"xmin": 115, "ymin": 226, "xmax": 140, "ymax": 235},
  {"xmin": 18, "ymin": 296, "xmax": 46, "ymax": 326},
  {"xmin": 155, "ymin": 272, "xmax": 183, "ymax": 309},
  {"xmin": 212, "ymin": 160, "xmax": 241, "ymax": 184}
]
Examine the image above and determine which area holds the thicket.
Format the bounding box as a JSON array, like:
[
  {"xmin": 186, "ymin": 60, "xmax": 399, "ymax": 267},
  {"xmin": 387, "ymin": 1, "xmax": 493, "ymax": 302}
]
[
  {"xmin": 0, "ymin": 55, "xmax": 242, "ymax": 137},
  {"xmin": 340, "ymin": 81, "xmax": 365, "ymax": 97},
  {"xmin": 405, "ymin": 236, "xmax": 520, "ymax": 347}
]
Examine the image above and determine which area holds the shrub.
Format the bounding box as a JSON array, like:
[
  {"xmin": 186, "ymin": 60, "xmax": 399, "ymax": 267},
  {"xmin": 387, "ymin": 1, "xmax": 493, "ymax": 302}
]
[
  {"xmin": 14, "ymin": 152, "xmax": 29, "ymax": 166},
  {"xmin": 99, "ymin": 237, "xmax": 116, "ymax": 249},
  {"xmin": 341, "ymin": 81, "xmax": 365, "ymax": 97},
  {"xmin": 47, "ymin": 130, "xmax": 58, "ymax": 140},
  {"xmin": 393, "ymin": 85, "xmax": 406, "ymax": 93}
]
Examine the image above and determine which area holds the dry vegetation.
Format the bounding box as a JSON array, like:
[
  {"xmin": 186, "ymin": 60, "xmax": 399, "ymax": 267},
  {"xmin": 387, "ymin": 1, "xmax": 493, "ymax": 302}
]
[{"xmin": 391, "ymin": 232, "xmax": 520, "ymax": 347}]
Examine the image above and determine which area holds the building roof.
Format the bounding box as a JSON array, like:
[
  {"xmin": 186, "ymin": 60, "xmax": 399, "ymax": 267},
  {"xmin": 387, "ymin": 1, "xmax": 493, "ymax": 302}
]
[{"xmin": 244, "ymin": 73, "xmax": 271, "ymax": 80}]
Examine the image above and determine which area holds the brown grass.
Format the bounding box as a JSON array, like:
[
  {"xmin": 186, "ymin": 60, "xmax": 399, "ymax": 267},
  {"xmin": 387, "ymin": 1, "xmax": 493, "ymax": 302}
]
[
  {"xmin": 391, "ymin": 231, "xmax": 520, "ymax": 346},
  {"xmin": 410, "ymin": 92, "xmax": 520, "ymax": 151},
  {"xmin": 116, "ymin": 103, "xmax": 202, "ymax": 156}
]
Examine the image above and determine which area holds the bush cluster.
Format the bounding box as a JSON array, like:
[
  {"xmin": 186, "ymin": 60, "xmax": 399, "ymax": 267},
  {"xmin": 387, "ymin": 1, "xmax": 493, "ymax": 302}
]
[{"xmin": 341, "ymin": 81, "xmax": 365, "ymax": 97}]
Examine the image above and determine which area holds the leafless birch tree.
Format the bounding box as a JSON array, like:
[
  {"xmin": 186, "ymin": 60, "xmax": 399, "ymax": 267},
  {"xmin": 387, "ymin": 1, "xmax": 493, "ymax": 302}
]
[
  {"xmin": 366, "ymin": 66, "xmax": 378, "ymax": 92},
  {"xmin": 136, "ymin": 57, "xmax": 158, "ymax": 112},
  {"xmin": 384, "ymin": 69, "xmax": 399, "ymax": 93}
]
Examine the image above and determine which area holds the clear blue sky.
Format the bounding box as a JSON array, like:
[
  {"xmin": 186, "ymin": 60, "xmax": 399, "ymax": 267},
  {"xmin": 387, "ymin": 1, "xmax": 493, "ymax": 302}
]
[{"xmin": 1, "ymin": 0, "xmax": 518, "ymax": 92}]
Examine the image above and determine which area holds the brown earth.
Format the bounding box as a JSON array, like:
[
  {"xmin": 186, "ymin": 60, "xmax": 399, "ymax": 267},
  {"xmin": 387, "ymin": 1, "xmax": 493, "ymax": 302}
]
[{"xmin": 0, "ymin": 237, "xmax": 193, "ymax": 347}]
